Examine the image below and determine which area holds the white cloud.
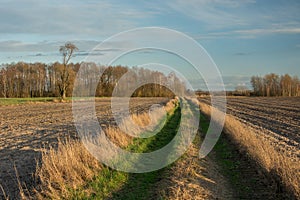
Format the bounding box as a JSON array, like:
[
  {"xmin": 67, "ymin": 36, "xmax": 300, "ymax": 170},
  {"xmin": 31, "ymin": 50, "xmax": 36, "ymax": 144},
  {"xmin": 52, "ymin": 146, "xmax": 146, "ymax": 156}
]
[
  {"xmin": 0, "ymin": 40, "xmax": 100, "ymax": 52},
  {"xmin": 193, "ymin": 25, "xmax": 300, "ymax": 40},
  {"xmin": 234, "ymin": 28, "xmax": 300, "ymax": 35},
  {"xmin": 163, "ymin": 0, "xmax": 300, "ymax": 39},
  {"xmin": 1, "ymin": 0, "xmax": 299, "ymax": 41},
  {"xmin": 165, "ymin": 0, "xmax": 255, "ymax": 29},
  {"xmin": 0, "ymin": 0, "xmax": 155, "ymax": 38}
]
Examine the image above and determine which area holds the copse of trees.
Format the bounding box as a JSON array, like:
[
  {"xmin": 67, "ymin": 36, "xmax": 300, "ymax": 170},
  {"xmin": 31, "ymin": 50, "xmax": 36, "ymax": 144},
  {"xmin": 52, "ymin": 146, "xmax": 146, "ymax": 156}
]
[
  {"xmin": 0, "ymin": 62, "xmax": 185, "ymax": 98},
  {"xmin": 0, "ymin": 62, "xmax": 78, "ymax": 98},
  {"xmin": 251, "ymin": 73, "xmax": 300, "ymax": 97},
  {"xmin": 0, "ymin": 42, "xmax": 186, "ymax": 98}
]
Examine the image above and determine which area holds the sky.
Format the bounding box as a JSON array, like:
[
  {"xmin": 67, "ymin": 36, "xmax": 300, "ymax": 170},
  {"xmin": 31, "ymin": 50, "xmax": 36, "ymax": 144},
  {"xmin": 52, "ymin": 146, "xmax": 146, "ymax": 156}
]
[{"xmin": 0, "ymin": 0, "xmax": 300, "ymax": 90}]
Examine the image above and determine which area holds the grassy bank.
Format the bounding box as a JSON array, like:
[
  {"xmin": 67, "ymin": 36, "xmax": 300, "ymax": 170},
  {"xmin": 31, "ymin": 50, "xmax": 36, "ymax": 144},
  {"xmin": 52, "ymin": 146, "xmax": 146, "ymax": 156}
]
[
  {"xmin": 32, "ymin": 99, "xmax": 179, "ymax": 199},
  {"xmin": 69, "ymin": 104, "xmax": 181, "ymax": 199}
]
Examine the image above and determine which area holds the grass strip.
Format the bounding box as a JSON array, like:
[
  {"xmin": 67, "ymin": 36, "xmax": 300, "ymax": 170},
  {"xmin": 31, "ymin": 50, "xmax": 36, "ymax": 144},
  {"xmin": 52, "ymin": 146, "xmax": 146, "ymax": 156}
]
[
  {"xmin": 0, "ymin": 97, "xmax": 55, "ymax": 105},
  {"xmin": 199, "ymin": 114, "xmax": 291, "ymax": 199},
  {"xmin": 199, "ymin": 115, "xmax": 249, "ymax": 198},
  {"xmin": 69, "ymin": 105, "xmax": 181, "ymax": 200}
]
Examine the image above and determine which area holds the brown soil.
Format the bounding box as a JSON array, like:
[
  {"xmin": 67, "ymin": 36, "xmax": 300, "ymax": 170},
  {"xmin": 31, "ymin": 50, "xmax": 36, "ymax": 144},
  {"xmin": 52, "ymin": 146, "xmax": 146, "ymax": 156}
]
[
  {"xmin": 0, "ymin": 98, "xmax": 169, "ymax": 199},
  {"xmin": 198, "ymin": 97, "xmax": 300, "ymax": 159}
]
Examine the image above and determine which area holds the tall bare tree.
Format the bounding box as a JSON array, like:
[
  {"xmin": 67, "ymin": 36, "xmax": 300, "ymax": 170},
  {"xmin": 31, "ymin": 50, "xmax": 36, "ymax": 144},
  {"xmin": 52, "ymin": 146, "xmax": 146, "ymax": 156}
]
[
  {"xmin": 0, "ymin": 67, "xmax": 7, "ymax": 98},
  {"xmin": 58, "ymin": 42, "xmax": 78, "ymax": 99},
  {"xmin": 280, "ymin": 74, "xmax": 292, "ymax": 96}
]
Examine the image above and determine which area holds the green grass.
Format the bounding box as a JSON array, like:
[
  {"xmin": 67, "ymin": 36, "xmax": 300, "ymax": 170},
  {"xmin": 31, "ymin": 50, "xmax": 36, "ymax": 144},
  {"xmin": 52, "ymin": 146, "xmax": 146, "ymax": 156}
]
[
  {"xmin": 129, "ymin": 107, "xmax": 179, "ymax": 153},
  {"xmin": 0, "ymin": 97, "xmax": 92, "ymax": 105},
  {"xmin": 69, "ymin": 105, "xmax": 181, "ymax": 200},
  {"xmin": 0, "ymin": 96, "xmax": 165, "ymax": 106},
  {"xmin": 199, "ymin": 114, "xmax": 250, "ymax": 197},
  {"xmin": 0, "ymin": 97, "xmax": 56, "ymax": 105},
  {"xmin": 69, "ymin": 167, "xmax": 128, "ymax": 199}
]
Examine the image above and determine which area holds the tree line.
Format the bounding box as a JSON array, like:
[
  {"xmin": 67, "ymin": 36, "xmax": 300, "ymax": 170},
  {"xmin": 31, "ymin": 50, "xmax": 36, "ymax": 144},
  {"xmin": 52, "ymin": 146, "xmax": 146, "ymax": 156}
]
[
  {"xmin": 0, "ymin": 62, "xmax": 185, "ymax": 98},
  {"xmin": 251, "ymin": 73, "xmax": 300, "ymax": 97},
  {"xmin": 0, "ymin": 42, "xmax": 185, "ymax": 98}
]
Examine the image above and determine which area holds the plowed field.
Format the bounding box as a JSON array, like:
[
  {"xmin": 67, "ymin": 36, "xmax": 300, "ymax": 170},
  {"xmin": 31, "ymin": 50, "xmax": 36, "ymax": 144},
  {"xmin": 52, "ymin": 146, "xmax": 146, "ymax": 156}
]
[
  {"xmin": 198, "ymin": 97, "xmax": 300, "ymax": 159},
  {"xmin": 0, "ymin": 98, "xmax": 169, "ymax": 199}
]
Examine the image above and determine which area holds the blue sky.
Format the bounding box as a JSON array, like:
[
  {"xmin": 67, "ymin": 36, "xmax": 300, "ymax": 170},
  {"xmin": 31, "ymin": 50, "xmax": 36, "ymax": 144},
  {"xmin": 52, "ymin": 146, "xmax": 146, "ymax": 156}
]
[{"xmin": 0, "ymin": 0, "xmax": 299, "ymax": 90}]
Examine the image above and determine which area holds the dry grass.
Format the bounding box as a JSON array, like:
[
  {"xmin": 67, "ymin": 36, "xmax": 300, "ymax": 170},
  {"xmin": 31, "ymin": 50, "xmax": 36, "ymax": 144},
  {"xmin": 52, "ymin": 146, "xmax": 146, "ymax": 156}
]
[
  {"xmin": 32, "ymin": 98, "xmax": 176, "ymax": 199},
  {"xmin": 104, "ymin": 126, "xmax": 132, "ymax": 148},
  {"xmin": 34, "ymin": 138, "xmax": 103, "ymax": 199},
  {"xmin": 0, "ymin": 165, "xmax": 30, "ymax": 200},
  {"xmin": 157, "ymin": 98, "xmax": 233, "ymax": 200},
  {"xmin": 198, "ymin": 101, "xmax": 300, "ymax": 198},
  {"xmin": 14, "ymin": 164, "xmax": 29, "ymax": 200},
  {"xmin": 120, "ymin": 98, "xmax": 177, "ymax": 137},
  {"xmin": 160, "ymin": 147, "xmax": 215, "ymax": 198},
  {"xmin": 158, "ymin": 144, "xmax": 216, "ymax": 200},
  {"xmin": 0, "ymin": 184, "xmax": 9, "ymax": 200}
]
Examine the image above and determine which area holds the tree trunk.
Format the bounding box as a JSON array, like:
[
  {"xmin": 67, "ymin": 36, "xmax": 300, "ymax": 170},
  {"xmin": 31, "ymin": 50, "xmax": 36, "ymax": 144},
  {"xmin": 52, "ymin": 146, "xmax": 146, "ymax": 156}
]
[{"xmin": 62, "ymin": 90, "xmax": 66, "ymax": 99}]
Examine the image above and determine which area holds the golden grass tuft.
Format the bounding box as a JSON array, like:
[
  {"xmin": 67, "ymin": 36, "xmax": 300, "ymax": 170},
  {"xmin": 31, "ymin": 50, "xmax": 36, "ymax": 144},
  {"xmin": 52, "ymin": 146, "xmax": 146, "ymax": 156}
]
[
  {"xmin": 104, "ymin": 126, "xmax": 132, "ymax": 148},
  {"xmin": 198, "ymin": 101, "xmax": 300, "ymax": 198},
  {"xmin": 35, "ymin": 138, "xmax": 102, "ymax": 199},
  {"xmin": 120, "ymin": 98, "xmax": 176, "ymax": 137}
]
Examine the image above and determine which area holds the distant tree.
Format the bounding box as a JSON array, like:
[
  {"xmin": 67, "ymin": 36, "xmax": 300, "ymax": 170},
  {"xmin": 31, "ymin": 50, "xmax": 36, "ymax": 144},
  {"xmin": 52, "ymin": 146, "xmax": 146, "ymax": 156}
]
[
  {"xmin": 235, "ymin": 85, "xmax": 250, "ymax": 96},
  {"xmin": 251, "ymin": 73, "xmax": 300, "ymax": 97},
  {"xmin": 292, "ymin": 76, "xmax": 300, "ymax": 97},
  {"xmin": 251, "ymin": 76, "xmax": 263, "ymax": 96},
  {"xmin": 0, "ymin": 67, "xmax": 7, "ymax": 98},
  {"xmin": 280, "ymin": 74, "xmax": 292, "ymax": 96},
  {"xmin": 264, "ymin": 73, "xmax": 280, "ymax": 96},
  {"xmin": 58, "ymin": 42, "xmax": 78, "ymax": 99}
]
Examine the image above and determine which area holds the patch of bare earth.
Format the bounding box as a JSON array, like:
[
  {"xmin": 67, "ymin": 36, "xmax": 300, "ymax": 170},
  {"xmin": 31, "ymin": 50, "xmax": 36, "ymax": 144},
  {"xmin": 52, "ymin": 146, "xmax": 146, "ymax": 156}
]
[
  {"xmin": 0, "ymin": 97, "xmax": 169, "ymax": 199},
  {"xmin": 157, "ymin": 138, "xmax": 234, "ymax": 200}
]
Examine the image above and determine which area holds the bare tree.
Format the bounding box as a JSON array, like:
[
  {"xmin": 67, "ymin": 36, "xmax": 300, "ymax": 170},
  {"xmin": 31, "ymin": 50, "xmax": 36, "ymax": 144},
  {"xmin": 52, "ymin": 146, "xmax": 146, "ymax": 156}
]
[
  {"xmin": 251, "ymin": 73, "xmax": 300, "ymax": 97},
  {"xmin": 262, "ymin": 73, "xmax": 279, "ymax": 96},
  {"xmin": 292, "ymin": 76, "xmax": 300, "ymax": 97},
  {"xmin": 58, "ymin": 42, "xmax": 78, "ymax": 99},
  {"xmin": 0, "ymin": 67, "xmax": 7, "ymax": 98},
  {"xmin": 280, "ymin": 74, "xmax": 292, "ymax": 97},
  {"xmin": 251, "ymin": 76, "xmax": 262, "ymax": 96}
]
